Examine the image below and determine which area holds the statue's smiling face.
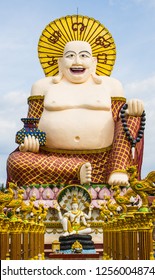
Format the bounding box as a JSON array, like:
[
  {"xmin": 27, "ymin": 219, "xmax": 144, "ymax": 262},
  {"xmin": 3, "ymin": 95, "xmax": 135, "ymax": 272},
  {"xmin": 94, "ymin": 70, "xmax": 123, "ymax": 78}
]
[{"xmin": 59, "ymin": 41, "xmax": 96, "ymax": 83}]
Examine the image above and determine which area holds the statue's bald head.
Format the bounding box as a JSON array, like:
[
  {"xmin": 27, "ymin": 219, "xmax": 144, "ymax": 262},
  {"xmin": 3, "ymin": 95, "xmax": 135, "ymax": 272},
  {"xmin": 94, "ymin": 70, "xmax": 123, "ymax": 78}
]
[{"xmin": 63, "ymin": 41, "xmax": 92, "ymax": 56}]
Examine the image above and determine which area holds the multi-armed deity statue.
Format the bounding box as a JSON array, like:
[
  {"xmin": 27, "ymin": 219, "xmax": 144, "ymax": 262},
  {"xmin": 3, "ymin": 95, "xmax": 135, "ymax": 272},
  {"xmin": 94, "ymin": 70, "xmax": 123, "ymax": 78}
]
[
  {"xmin": 54, "ymin": 184, "xmax": 93, "ymax": 237},
  {"xmin": 7, "ymin": 15, "xmax": 144, "ymax": 188}
]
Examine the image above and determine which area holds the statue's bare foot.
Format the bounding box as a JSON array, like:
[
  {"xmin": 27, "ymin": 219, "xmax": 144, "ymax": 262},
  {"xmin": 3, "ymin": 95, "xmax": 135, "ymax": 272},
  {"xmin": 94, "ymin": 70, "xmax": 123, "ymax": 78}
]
[
  {"xmin": 63, "ymin": 231, "xmax": 69, "ymax": 237},
  {"xmin": 69, "ymin": 230, "xmax": 76, "ymax": 235},
  {"xmin": 108, "ymin": 172, "xmax": 129, "ymax": 186},
  {"xmin": 80, "ymin": 162, "xmax": 92, "ymax": 185}
]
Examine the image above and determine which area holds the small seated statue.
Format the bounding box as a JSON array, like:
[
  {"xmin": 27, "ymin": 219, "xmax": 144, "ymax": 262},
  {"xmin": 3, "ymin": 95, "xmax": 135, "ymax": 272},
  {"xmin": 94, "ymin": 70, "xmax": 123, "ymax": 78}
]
[
  {"xmin": 71, "ymin": 240, "xmax": 83, "ymax": 253},
  {"xmin": 7, "ymin": 15, "xmax": 144, "ymax": 187},
  {"xmin": 55, "ymin": 195, "xmax": 93, "ymax": 236}
]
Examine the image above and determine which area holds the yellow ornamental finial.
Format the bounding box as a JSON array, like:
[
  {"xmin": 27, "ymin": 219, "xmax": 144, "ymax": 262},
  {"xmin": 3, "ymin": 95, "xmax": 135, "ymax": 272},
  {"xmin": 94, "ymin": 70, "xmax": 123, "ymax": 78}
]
[
  {"xmin": 71, "ymin": 194, "xmax": 78, "ymax": 204},
  {"xmin": 71, "ymin": 240, "xmax": 83, "ymax": 250}
]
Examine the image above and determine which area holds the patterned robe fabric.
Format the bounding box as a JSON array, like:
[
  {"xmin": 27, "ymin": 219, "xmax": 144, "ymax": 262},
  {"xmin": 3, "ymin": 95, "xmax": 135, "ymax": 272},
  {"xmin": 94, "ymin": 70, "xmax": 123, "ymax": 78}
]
[{"xmin": 7, "ymin": 96, "xmax": 143, "ymax": 186}]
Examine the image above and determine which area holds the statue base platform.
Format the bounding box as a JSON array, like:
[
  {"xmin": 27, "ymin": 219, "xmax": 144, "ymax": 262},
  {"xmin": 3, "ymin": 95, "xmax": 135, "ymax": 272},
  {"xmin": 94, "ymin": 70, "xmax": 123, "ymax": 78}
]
[
  {"xmin": 48, "ymin": 252, "xmax": 100, "ymax": 260},
  {"xmin": 59, "ymin": 234, "xmax": 95, "ymax": 251}
]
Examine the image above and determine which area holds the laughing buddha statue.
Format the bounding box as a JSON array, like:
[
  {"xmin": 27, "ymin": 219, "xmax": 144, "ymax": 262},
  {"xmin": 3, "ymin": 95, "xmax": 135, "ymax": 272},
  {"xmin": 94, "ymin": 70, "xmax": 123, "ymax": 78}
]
[{"xmin": 7, "ymin": 15, "xmax": 144, "ymax": 187}]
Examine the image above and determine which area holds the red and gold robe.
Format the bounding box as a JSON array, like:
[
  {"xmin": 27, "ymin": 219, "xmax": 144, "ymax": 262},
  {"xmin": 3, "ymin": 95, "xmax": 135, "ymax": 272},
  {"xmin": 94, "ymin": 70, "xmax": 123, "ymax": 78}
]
[{"xmin": 7, "ymin": 96, "xmax": 143, "ymax": 186}]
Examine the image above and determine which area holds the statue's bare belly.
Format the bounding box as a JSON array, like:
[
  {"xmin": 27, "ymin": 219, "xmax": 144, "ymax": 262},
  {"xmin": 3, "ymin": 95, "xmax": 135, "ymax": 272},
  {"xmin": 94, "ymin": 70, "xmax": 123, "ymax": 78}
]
[
  {"xmin": 39, "ymin": 109, "xmax": 114, "ymax": 150},
  {"xmin": 38, "ymin": 85, "xmax": 115, "ymax": 150}
]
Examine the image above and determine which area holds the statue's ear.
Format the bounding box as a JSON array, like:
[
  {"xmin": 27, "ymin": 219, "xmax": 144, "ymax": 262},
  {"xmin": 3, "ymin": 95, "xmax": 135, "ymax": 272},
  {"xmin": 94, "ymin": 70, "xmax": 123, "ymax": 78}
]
[
  {"xmin": 52, "ymin": 58, "xmax": 63, "ymax": 83},
  {"xmin": 58, "ymin": 58, "xmax": 63, "ymax": 71},
  {"xmin": 93, "ymin": 57, "xmax": 97, "ymax": 64},
  {"xmin": 92, "ymin": 57, "xmax": 97, "ymax": 71},
  {"xmin": 91, "ymin": 57, "xmax": 102, "ymax": 84}
]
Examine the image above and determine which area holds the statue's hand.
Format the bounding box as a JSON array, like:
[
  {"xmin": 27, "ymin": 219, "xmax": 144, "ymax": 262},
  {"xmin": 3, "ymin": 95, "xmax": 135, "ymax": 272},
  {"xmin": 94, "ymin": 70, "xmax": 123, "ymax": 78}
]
[
  {"xmin": 19, "ymin": 135, "xmax": 40, "ymax": 153},
  {"xmin": 108, "ymin": 172, "xmax": 129, "ymax": 186},
  {"xmin": 89, "ymin": 204, "xmax": 94, "ymax": 211},
  {"xmin": 126, "ymin": 99, "xmax": 144, "ymax": 117},
  {"xmin": 86, "ymin": 223, "xmax": 90, "ymax": 227},
  {"xmin": 53, "ymin": 201, "xmax": 61, "ymax": 212}
]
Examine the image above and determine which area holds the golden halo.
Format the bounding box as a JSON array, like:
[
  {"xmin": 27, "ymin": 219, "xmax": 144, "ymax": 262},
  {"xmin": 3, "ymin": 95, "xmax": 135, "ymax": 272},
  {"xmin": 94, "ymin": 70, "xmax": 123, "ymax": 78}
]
[{"xmin": 38, "ymin": 15, "xmax": 116, "ymax": 77}]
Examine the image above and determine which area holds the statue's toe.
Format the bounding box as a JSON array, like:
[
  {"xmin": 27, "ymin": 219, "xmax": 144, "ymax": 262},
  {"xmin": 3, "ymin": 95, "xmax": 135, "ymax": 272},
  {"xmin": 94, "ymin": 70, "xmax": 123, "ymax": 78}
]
[{"xmin": 80, "ymin": 162, "xmax": 92, "ymax": 185}]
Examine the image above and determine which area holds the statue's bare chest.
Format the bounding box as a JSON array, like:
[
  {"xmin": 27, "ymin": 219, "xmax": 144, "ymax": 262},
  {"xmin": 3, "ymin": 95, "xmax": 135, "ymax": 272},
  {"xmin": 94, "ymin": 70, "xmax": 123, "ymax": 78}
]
[{"xmin": 44, "ymin": 84, "xmax": 111, "ymax": 111}]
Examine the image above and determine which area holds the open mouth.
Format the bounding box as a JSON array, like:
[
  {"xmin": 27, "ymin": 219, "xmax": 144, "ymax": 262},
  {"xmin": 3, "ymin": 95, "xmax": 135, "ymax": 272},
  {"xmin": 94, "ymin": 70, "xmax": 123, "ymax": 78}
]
[{"xmin": 70, "ymin": 67, "xmax": 85, "ymax": 74}]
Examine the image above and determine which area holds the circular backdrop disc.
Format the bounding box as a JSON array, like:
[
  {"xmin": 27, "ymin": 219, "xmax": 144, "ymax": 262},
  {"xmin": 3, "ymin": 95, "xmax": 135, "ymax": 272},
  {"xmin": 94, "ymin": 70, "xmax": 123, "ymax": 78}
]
[{"xmin": 38, "ymin": 15, "xmax": 116, "ymax": 76}]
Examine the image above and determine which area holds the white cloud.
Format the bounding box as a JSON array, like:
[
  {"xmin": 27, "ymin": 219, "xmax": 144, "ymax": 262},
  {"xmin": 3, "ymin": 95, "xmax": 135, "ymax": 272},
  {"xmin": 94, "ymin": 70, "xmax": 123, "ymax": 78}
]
[
  {"xmin": 125, "ymin": 75, "xmax": 155, "ymax": 100},
  {"xmin": 124, "ymin": 75, "xmax": 155, "ymax": 177},
  {"xmin": 0, "ymin": 119, "xmax": 16, "ymax": 130},
  {"xmin": 0, "ymin": 89, "xmax": 29, "ymax": 183},
  {"xmin": 0, "ymin": 42, "xmax": 31, "ymax": 51},
  {"xmin": 3, "ymin": 90, "xmax": 28, "ymax": 106},
  {"xmin": 0, "ymin": 90, "xmax": 28, "ymax": 154},
  {"xmin": 107, "ymin": 0, "xmax": 155, "ymax": 10},
  {"xmin": 0, "ymin": 154, "xmax": 8, "ymax": 184},
  {"xmin": 133, "ymin": 0, "xmax": 155, "ymax": 7}
]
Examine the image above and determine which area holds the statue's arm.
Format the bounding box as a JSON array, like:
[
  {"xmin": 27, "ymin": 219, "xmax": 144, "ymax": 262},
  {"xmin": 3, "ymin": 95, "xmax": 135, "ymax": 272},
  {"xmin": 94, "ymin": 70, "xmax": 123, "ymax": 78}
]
[
  {"xmin": 17, "ymin": 95, "xmax": 44, "ymax": 153},
  {"xmin": 53, "ymin": 203, "xmax": 63, "ymax": 220},
  {"xmin": 83, "ymin": 206, "xmax": 93, "ymax": 220},
  {"xmin": 81, "ymin": 215, "xmax": 88, "ymax": 226},
  {"xmin": 27, "ymin": 96, "xmax": 44, "ymax": 119},
  {"xmin": 17, "ymin": 78, "xmax": 50, "ymax": 153},
  {"xmin": 106, "ymin": 78, "xmax": 144, "ymax": 185},
  {"xmin": 110, "ymin": 77, "xmax": 144, "ymax": 117},
  {"xmin": 30, "ymin": 77, "xmax": 51, "ymax": 96},
  {"xmin": 108, "ymin": 98, "xmax": 143, "ymax": 186},
  {"xmin": 57, "ymin": 209, "xmax": 63, "ymax": 221},
  {"xmin": 27, "ymin": 76, "xmax": 52, "ymax": 118}
]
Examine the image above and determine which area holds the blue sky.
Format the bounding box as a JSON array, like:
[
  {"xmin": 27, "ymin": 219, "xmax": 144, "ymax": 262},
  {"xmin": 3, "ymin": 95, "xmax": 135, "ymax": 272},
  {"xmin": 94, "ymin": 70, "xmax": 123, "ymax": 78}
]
[{"xmin": 0, "ymin": 0, "xmax": 155, "ymax": 184}]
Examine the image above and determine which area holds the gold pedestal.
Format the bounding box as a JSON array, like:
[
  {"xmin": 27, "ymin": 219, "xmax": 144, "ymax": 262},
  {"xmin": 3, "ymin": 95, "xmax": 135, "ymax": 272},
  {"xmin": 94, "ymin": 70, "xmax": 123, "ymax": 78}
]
[
  {"xmin": 0, "ymin": 218, "xmax": 10, "ymax": 260},
  {"xmin": 9, "ymin": 220, "xmax": 23, "ymax": 260},
  {"xmin": 23, "ymin": 222, "xmax": 30, "ymax": 260}
]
